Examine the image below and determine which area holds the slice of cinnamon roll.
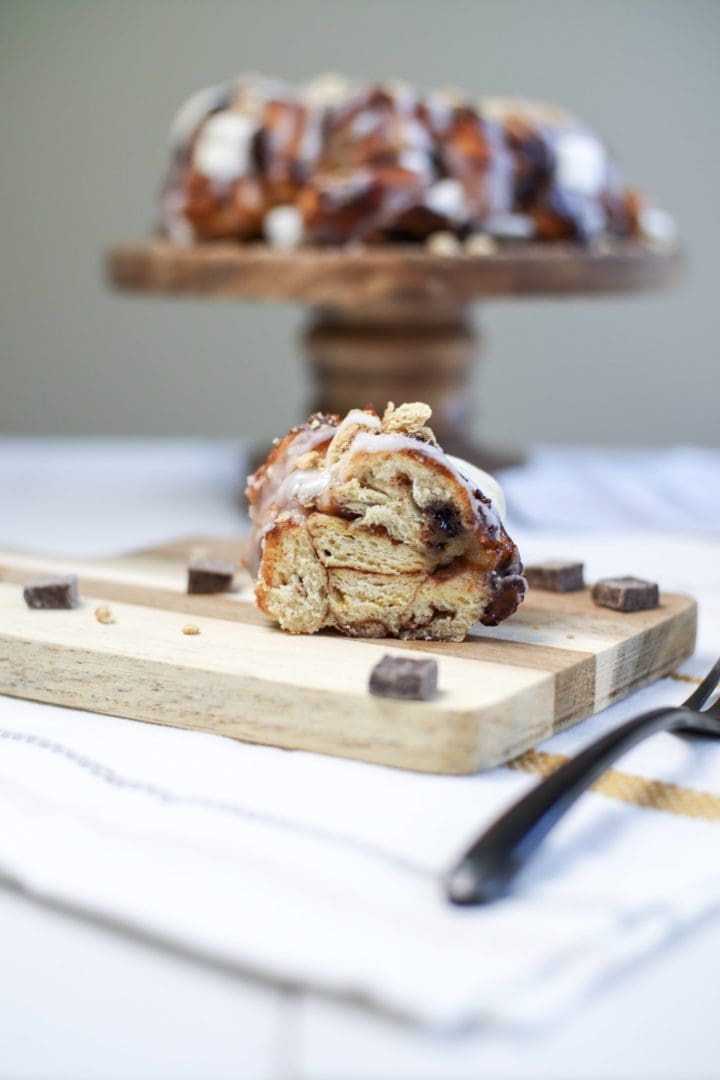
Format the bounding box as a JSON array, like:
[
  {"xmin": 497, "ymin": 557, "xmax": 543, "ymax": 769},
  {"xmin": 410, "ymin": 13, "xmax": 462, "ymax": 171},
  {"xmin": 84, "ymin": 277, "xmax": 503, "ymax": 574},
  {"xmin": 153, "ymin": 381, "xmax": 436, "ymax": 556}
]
[{"xmin": 246, "ymin": 402, "xmax": 526, "ymax": 641}]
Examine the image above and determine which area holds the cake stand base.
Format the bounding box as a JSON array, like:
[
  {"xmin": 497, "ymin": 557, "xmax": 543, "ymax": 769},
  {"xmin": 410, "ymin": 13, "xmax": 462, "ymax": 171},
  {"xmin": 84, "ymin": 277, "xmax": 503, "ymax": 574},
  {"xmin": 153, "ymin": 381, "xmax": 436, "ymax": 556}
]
[
  {"xmin": 302, "ymin": 304, "xmax": 519, "ymax": 469},
  {"xmin": 107, "ymin": 240, "xmax": 680, "ymax": 477}
]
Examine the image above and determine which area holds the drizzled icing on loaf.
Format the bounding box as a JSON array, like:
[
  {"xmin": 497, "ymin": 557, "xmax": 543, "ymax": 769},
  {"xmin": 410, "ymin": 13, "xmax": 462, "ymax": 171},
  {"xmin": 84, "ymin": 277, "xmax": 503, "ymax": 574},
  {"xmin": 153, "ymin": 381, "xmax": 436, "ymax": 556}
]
[{"xmin": 246, "ymin": 403, "xmax": 526, "ymax": 640}]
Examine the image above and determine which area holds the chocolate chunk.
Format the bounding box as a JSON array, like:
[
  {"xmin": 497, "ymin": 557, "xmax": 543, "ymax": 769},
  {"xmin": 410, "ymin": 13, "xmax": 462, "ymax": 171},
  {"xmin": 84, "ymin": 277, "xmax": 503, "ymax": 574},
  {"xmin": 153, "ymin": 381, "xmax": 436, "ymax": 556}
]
[
  {"xmin": 369, "ymin": 655, "xmax": 438, "ymax": 701},
  {"xmin": 591, "ymin": 576, "xmax": 659, "ymax": 612},
  {"xmin": 525, "ymin": 559, "xmax": 585, "ymax": 593},
  {"xmin": 423, "ymin": 501, "xmax": 463, "ymax": 551},
  {"xmin": 482, "ymin": 573, "xmax": 527, "ymax": 625},
  {"xmin": 23, "ymin": 575, "xmax": 79, "ymax": 610},
  {"xmin": 426, "ymin": 502, "xmax": 462, "ymax": 539},
  {"xmin": 187, "ymin": 558, "xmax": 235, "ymax": 595}
]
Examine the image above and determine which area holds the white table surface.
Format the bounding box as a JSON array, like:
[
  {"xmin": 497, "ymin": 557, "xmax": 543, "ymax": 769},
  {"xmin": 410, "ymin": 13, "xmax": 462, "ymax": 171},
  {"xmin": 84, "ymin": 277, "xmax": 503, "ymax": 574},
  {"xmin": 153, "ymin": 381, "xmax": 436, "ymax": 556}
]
[{"xmin": 2, "ymin": 437, "xmax": 719, "ymax": 1080}]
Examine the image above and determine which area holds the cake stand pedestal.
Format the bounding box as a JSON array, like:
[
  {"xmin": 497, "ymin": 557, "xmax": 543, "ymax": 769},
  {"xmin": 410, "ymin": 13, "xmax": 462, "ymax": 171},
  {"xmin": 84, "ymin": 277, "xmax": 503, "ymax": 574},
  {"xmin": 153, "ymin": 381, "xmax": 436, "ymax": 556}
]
[{"xmin": 107, "ymin": 240, "xmax": 679, "ymax": 469}]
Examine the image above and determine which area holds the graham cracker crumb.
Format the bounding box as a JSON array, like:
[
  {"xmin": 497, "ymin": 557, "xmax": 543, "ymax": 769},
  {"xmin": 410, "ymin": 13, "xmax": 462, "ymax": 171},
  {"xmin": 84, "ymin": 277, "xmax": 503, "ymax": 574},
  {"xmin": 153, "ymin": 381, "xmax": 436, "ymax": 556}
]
[
  {"xmin": 94, "ymin": 605, "xmax": 116, "ymax": 625},
  {"xmin": 465, "ymin": 233, "xmax": 498, "ymax": 256},
  {"xmin": 182, "ymin": 623, "xmax": 201, "ymax": 636},
  {"xmin": 382, "ymin": 401, "xmax": 433, "ymax": 436},
  {"xmin": 294, "ymin": 450, "xmax": 324, "ymax": 471},
  {"xmin": 327, "ymin": 421, "xmax": 370, "ymax": 464}
]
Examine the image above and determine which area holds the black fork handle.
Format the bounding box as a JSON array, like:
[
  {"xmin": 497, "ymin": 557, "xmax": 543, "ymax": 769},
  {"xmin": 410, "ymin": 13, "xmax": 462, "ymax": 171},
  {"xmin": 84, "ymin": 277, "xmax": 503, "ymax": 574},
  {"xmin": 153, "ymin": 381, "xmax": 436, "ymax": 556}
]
[{"xmin": 446, "ymin": 705, "xmax": 720, "ymax": 906}]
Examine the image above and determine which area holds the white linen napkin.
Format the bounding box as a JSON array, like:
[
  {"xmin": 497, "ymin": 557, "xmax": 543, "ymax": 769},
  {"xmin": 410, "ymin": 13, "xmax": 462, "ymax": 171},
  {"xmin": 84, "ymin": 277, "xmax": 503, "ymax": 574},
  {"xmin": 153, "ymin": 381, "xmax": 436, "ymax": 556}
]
[
  {"xmin": 502, "ymin": 446, "xmax": 720, "ymax": 533},
  {"xmin": 0, "ymin": 660, "xmax": 718, "ymax": 1030},
  {"xmin": 1, "ymin": 608, "xmax": 719, "ymax": 1029},
  {"xmin": 1, "ymin": 440, "xmax": 720, "ymax": 1029}
]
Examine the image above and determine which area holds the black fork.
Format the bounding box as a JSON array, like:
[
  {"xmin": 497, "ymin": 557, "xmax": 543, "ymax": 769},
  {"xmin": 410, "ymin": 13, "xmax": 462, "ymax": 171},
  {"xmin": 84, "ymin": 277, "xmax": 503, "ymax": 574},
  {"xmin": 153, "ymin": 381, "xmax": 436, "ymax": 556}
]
[{"xmin": 446, "ymin": 659, "xmax": 720, "ymax": 906}]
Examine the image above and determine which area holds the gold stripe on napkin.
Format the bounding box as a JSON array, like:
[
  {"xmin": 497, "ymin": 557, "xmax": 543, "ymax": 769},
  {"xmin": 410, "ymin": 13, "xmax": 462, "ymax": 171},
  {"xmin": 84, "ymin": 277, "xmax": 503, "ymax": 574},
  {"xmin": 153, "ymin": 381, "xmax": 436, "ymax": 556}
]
[{"xmin": 509, "ymin": 750, "xmax": 720, "ymax": 822}]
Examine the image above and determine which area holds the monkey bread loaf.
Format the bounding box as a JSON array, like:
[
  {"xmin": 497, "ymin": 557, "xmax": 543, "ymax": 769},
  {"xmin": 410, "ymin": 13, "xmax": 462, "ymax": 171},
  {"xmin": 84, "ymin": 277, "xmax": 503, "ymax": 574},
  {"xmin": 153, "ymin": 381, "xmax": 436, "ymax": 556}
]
[
  {"xmin": 246, "ymin": 403, "xmax": 526, "ymax": 641},
  {"xmin": 161, "ymin": 73, "xmax": 675, "ymax": 250}
]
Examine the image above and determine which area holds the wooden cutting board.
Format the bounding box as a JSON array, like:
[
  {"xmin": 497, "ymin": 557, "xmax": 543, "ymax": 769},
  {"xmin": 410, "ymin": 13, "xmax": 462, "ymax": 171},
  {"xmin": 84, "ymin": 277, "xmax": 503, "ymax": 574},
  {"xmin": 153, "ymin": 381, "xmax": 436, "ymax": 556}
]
[{"xmin": 0, "ymin": 539, "xmax": 696, "ymax": 775}]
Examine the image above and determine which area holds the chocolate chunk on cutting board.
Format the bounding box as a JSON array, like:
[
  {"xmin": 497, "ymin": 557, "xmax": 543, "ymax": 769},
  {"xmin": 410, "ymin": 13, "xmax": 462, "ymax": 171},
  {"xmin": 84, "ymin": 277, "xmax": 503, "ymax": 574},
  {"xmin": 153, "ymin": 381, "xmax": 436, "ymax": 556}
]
[
  {"xmin": 525, "ymin": 560, "xmax": 585, "ymax": 592},
  {"xmin": 0, "ymin": 540, "xmax": 695, "ymax": 774},
  {"xmin": 592, "ymin": 576, "xmax": 659, "ymax": 612},
  {"xmin": 369, "ymin": 655, "xmax": 438, "ymax": 700},
  {"xmin": 187, "ymin": 557, "xmax": 235, "ymax": 594},
  {"xmin": 23, "ymin": 575, "xmax": 79, "ymax": 609}
]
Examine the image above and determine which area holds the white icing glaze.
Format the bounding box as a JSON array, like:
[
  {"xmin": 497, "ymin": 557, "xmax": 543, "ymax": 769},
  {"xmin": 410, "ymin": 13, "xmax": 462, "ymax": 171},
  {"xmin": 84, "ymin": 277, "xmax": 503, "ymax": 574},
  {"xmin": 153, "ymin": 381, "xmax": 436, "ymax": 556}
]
[
  {"xmin": 447, "ymin": 454, "xmax": 506, "ymax": 518},
  {"xmin": 247, "ymin": 425, "xmax": 333, "ymax": 509},
  {"xmin": 336, "ymin": 409, "xmax": 383, "ymax": 434},
  {"xmin": 555, "ymin": 131, "xmax": 607, "ymax": 196},
  {"xmin": 193, "ymin": 111, "xmax": 257, "ymax": 182},
  {"xmin": 161, "ymin": 190, "xmax": 195, "ymax": 245},
  {"xmin": 276, "ymin": 468, "xmax": 327, "ymax": 508},
  {"xmin": 169, "ymin": 82, "xmax": 228, "ymax": 147},
  {"xmin": 272, "ymin": 410, "xmax": 382, "ymax": 510},
  {"xmin": 397, "ymin": 148, "xmax": 433, "ymax": 177},
  {"xmin": 246, "ymin": 423, "xmax": 336, "ymax": 572},
  {"xmin": 297, "ymin": 108, "xmax": 325, "ymax": 171},
  {"xmin": 425, "ymin": 179, "xmax": 468, "ymax": 222},
  {"xmin": 248, "ymin": 417, "xmax": 508, "ymax": 575},
  {"xmin": 484, "ymin": 212, "xmax": 536, "ymax": 240},
  {"xmin": 341, "ymin": 432, "xmax": 504, "ymax": 529},
  {"xmin": 351, "ymin": 112, "xmax": 380, "ymax": 139}
]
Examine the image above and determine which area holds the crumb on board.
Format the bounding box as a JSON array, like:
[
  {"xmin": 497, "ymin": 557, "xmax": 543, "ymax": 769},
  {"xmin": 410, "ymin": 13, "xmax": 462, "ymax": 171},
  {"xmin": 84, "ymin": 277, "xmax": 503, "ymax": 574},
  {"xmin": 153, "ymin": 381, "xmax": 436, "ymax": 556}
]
[
  {"xmin": 426, "ymin": 230, "xmax": 462, "ymax": 256},
  {"xmin": 94, "ymin": 604, "xmax": 116, "ymax": 625},
  {"xmin": 182, "ymin": 623, "xmax": 201, "ymax": 635},
  {"xmin": 566, "ymin": 633, "xmax": 575, "ymax": 640},
  {"xmin": 464, "ymin": 233, "xmax": 498, "ymax": 256}
]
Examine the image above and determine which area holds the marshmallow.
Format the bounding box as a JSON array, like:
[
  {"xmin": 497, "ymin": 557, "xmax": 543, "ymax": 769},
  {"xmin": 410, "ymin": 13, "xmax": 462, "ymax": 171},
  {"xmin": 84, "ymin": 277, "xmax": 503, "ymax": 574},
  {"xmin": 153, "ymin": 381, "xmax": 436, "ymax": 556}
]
[
  {"xmin": 555, "ymin": 131, "xmax": 607, "ymax": 196},
  {"xmin": 263, "ymin": 205, "xmax": 305, "ymax": 249},
  {"xmin": 426, "ymin": 231, "xmax": 462, "ymax": 255},
  {"xmin": 193, "ymin": 111, "xmax": 257, "ymax": 183},
  {"xmin": 169, "ymin": 83, "xmax": 228, "ymax": 147}
]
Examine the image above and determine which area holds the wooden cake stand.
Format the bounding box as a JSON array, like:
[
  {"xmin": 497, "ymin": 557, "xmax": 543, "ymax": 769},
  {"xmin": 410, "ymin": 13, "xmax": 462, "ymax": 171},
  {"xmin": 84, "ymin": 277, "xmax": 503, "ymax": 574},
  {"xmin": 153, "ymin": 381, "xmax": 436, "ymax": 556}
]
[{"xmin": 107, "ymin": 240, "xmax": 680, "ymax": 469}]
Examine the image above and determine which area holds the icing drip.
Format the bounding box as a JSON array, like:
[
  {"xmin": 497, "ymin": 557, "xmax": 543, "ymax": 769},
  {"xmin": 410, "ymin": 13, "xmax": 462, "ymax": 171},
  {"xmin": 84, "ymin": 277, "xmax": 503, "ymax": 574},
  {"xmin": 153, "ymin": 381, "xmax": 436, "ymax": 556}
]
[
  {"xmin": 447, "ymin": 454, "xmax": 506, "ymax": 518},
  {"xmin": 267, "ymin": 410, "xmax": 382, "ymax": 511},
  {"xmin": 246, "ymin": 423, "xmax": 335, "ymax": 571},
  {"xmin": 247, "ymin": 416, "xmax": 508, "ymax": 573},
  {"xmin": 342, "ymin": 432, "xmax": 504, "ymax": 531}
]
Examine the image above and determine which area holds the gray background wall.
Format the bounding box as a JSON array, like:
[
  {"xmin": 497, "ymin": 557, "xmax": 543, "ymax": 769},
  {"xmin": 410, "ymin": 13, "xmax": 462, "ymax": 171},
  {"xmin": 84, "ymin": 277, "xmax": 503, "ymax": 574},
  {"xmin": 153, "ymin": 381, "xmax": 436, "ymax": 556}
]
[{"xmin": 1, "ymin": 0, "xmax": 717, "ymax": 447}]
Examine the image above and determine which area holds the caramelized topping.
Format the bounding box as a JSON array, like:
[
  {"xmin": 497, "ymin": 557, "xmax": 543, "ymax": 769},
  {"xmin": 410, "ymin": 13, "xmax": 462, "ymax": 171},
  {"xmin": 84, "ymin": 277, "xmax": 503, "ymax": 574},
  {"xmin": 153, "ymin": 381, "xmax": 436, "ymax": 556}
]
[{"xmin": 162, "ymin": 75, "xmax": 657, "ymax": 247}]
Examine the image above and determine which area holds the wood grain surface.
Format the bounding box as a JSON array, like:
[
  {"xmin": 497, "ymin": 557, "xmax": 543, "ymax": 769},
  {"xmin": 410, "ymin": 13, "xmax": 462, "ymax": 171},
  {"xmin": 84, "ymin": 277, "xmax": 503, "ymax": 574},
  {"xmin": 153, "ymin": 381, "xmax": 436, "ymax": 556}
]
[
  {"xmin": 107, "ymin": 239, "xmax": 681, "ymax": 307},
  {"xmin": 0, "ymin": 540, "xmax": 696, "ymax": 774}
]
